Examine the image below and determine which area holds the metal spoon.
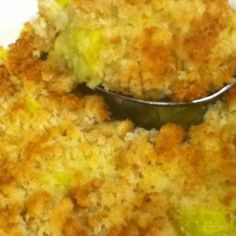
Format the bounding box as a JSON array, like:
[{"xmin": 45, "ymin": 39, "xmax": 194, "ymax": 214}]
[{"xmin": 94, "ymin": 80, "xmax": 236, "ymax": 129}]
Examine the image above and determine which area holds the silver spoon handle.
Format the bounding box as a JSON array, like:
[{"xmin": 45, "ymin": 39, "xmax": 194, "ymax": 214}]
[
  {"xmin": 97, "ymin": 79, "xmax": 236, "ymax": 107},
  {"xmin": 191, "ymin": 80, "xmax": 236, "ymax": 104}
]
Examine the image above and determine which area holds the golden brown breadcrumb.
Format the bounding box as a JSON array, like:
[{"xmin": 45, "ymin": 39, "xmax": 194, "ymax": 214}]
[
  {"xmin": 0, "ymin": 29, "xmax": 236, "ymax": 235},
  {"xmin": 38, "ymin": 0, "xmax": 236, "ymax": 101}
]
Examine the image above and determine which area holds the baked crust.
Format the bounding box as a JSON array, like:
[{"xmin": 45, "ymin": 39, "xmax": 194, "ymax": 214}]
[
  {"xmin": 0, "ymin": 29, "xmax": 236, "ymax": 235},
  {"xmin": 38, "ymin": 0, "xmax": 236, "ymax": 101}
]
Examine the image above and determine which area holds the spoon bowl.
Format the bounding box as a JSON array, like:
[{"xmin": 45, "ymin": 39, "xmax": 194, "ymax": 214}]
[
  {"xmin": 96, "ymin": 80, "xmax": 236, "ymax": 129},
  {"xmin": 76, "ymin": 79, "xmax": 236, "ymax": 129}
]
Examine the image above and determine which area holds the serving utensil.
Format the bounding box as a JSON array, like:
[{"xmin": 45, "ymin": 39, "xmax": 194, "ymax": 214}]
[{"xmin": 94, "ymin": 79, "xmax": 236, "ymax": 129}]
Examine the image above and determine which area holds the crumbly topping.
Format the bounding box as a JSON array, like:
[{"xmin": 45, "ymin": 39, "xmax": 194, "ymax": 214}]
[
  {"xmin": 39, "ymin": 0, "xmax": 236, "ymax": 101},
  {"xmin": 0, "ymin": 30, "xmax": 236, "ymax": 235}
]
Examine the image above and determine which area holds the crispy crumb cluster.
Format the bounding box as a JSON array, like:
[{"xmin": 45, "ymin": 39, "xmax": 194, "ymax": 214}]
[
  {"xmin": 0, "ymin": 30, "xmax": 236, "ymax": 235},
  {"xmin": 37, "ymin": 0, "xmax": 236, "ymax": 101}
]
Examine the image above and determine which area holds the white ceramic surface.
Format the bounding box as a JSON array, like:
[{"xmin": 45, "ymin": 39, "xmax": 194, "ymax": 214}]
[
  {"xmin": 0, "ymin": 0, "xmax": 38, "ymax": 47},
  {"xmin": 230, "ymin": 0, "xmax": 236, "ymax": 9},
  {"xmin": 0, "ymin": 0, "xmax": 235, "ymax": 48}
]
